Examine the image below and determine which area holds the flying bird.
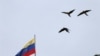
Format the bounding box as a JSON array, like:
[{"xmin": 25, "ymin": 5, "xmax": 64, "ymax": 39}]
[
  {"xmin": 62, "ymin": 9, "xmax": 75, "ymax": 17},
  {"xmin": 59, "ymin": 27, "xmax": 70, "ymax": 33},
  {"xmin": 77, "ymin": 10, "xmax": 91, "ymax": 16}
]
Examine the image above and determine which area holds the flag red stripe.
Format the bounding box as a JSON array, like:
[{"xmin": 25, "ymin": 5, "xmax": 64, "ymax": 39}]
[{"xmin": 23, "ymin": 48, "xmax": 36, "ymax": 56}]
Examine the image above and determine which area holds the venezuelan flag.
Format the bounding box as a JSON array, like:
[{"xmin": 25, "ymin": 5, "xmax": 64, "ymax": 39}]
[{"xmin": 16, "ymin": 38, "xmax": 36, "ymax": 56}]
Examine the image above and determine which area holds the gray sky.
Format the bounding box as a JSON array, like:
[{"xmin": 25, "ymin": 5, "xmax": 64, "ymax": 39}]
[{"xmin": 0, "ymin": 0, "xmax": 100, "ymax": 56}]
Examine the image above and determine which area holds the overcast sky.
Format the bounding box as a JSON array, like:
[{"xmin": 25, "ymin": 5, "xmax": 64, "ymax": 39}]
[{"xmin": 0, "ymin": 0, "xmax": 100, "ymax": 56}]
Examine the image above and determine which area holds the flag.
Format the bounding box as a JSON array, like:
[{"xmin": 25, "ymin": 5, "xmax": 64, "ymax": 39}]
[{"xmin": 16, "ymin": 38, "xmax": 36, "ymax": 56}]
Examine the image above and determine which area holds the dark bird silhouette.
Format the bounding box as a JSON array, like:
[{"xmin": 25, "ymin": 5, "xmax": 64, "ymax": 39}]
[
  {"xmin": 77, "ymin": 10, "xmax": 91, "ymax": 16},
  {"xmin": 62, "ymin": 9, "xmax": 75, "ymax": 17},
  {"xmin": 59, "ymin": 27, "xmax": 70, "ymax": 33}
]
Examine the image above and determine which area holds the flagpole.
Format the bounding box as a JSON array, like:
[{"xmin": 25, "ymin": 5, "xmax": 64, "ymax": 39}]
[{"xmin": 34, "ymin": 34, "xmax": 36, "ymax": 56}]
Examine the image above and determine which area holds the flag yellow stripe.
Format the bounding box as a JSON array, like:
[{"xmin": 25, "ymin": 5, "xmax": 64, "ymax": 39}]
[{"xmin": 23, "ymin": 38, "xmax": 35, "ymax": 48}]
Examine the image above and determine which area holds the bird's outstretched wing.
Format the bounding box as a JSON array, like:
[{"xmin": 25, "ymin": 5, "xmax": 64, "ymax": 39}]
[
  {"xmin": 69, "ymin": 9, "xmax": 75, "ymax": 14},
  {"xmin": 59, "ymin": 27, "xmax": 69, "ymax": 33},
  {"xmin": 77, "ymin": 11, "xmax": 84, "ymax": 16}
]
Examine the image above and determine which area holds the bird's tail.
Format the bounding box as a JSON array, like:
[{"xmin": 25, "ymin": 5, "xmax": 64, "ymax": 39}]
[{"xmin": 85, "ymin": 13, "xmax": 88, "ymax": 16}]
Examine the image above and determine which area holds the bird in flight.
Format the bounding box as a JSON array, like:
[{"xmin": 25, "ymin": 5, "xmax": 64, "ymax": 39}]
[
  {"xmin": 59, "ymin": 27, "xmax": 70, "ymax": 33},
  {"xmin": 77, "ymin": 10, "xmax": 91, "ymax": 16},
  {"xmin": 62, "ymin": 9, "xmax": 75, "ymax": 17}
]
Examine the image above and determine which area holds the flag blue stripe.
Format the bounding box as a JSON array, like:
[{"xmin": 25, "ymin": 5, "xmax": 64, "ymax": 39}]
[{"xmin": 16, "ymin": 43, "xmax": 35, "ymax": 56}]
